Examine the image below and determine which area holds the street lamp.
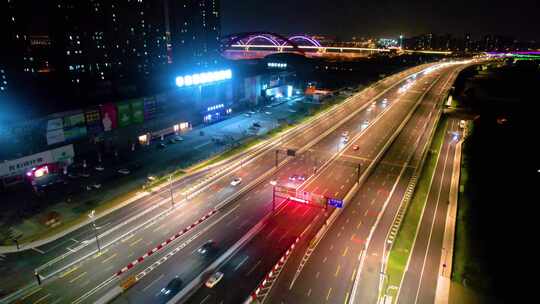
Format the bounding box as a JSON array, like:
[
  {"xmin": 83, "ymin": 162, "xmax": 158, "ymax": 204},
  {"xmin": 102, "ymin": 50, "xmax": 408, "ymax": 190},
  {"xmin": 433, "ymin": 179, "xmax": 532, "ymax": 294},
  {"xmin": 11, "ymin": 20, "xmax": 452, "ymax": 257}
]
[
  {"xmin": 169, "ymin": 174, "xmax": 174, "ymax": 208},
  {"xmin": 88, "ymin": 210, "xmax": 101, "ymax": 252}
]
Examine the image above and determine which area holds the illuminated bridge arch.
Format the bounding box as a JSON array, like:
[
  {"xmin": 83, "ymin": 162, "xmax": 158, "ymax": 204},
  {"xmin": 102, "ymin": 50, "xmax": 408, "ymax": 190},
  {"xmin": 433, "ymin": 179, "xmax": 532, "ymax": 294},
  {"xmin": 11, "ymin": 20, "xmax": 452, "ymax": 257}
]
[
  {"xmin": 220, "ymin": 32, "xmax": 306, "ymax": 53},
  {"xmin": 286, "ymin": 35, "xmax": 321, "ymax": 47}
]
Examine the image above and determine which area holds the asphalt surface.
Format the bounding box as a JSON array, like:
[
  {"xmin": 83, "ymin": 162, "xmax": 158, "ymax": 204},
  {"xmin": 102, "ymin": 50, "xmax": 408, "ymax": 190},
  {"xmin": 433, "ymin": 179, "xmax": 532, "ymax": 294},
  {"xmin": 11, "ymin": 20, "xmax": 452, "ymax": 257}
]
[
  {"xmin": 350, "ymin": 67, "xmax": 465, "ymax": 304},
  {"xmin": 396, "ymin": 119, "xmax": 461, "ymax": 304},
  {"xmin": 263, "ymin": 64, "xmax": 466, "ymax": 304},
  {"xmin": 6, "ymin": 64, "xmax": 435, "ymax": 304},
  {"xmin": 174, "ymin": 65, "xmax": 457, "ymax": 304}
]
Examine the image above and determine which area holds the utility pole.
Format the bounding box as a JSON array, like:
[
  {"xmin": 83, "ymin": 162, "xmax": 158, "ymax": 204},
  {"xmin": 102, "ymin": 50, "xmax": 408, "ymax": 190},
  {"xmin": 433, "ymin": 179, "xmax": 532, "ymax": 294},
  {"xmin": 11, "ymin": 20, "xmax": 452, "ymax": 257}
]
[
  {"xmin": 275, "ymin": 149, "xmax": 279, "ymax": 168},
  {"xmin": 88, "ymin": 210, "xmax": 101, "ymax": 253},
  {"xmin": 169, "ymin": 174, "xmax": 174, "ymax": 208},
  {"xmin": 272, "ymin": 185, "xmax": 276, "ymax": 212}
]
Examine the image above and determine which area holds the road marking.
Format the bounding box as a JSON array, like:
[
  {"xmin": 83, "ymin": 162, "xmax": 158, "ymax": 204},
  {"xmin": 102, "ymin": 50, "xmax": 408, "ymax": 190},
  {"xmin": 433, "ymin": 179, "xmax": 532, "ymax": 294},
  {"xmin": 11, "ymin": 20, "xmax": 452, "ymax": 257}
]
[
  {"xmin": 59, "ymin": 266, "xmax": 79, "ymax": 278},
  {"xmin": 130, "ymin": 238, "xmax": 143, "ymax": 247},
  {"xmin": 152, "ymin": 223, "xmax": 166, "ymax": 232},
  {"xmin": 21, "ymin": 287, "xmax": 41, "ymax": 300},
  {"xmin": 340, "ymin": 184, "xmax": 344, "ymax": 190},
  {"xmin": 334, "ymin": 191, "xmax": 339, "ymax": 197},
  {"xmin": 326, "ymin": 288, "xmax": 333, "ymax": 301},
  {"xmin": 101, "ymin": 253, "xmax": 117, "ymax": 264},
  {"xmin": 357, "ymin": 220, "xmax": 362, "ymax": 229},
  {"xmin": 266, "ymin": 226, "xmax": 278, "ymax": 239},
  {"xmin": 33, "ymin": 293, "xmax": 50, "ymax": 304},
  {"xmin": 323, "ymin": 256, "xmax": 327, "ymax": 263},
  {"xmin": 316, "ymin": 271, "xmax": 320, "ymax": 279},
  {"xmin": 307, "ymin": 288, "xmax": 312, "ymax": 296},
  {"xmin": 344, "ymin": 292, "xmax": 350, "ymax": 304},
  {"xmin": 234, "ymin": 256, "xmax": 249, "ymax": 272},
  {"xmin": 143, "ymin": 274, "xmax": 164, "ymax": 291},
  {"xmin": 31, "ymin": 247, "xmax": 45, "ymax": 254},
  {"xmin": 246, "ymin": 260, "xmax": 261, "ymax": 276},
  {"xmin": 364, "ymin": 209, "xmax": 369, "ymax": 217},
  {"xmin": 79, "ymin": 279, "xmax": 91, "ymax": 288},
  {"xmin": 200, "ymin": 294, "xmax": 211, "ymax": 304},
  {"xmin": 351, "ymin": 268, "xmax": 357, "ymax": 282},
  {"xmin": 342, "ymin": 247, "xmax": 349, "ymax": 257},
  {"xmin": 337, "ymin": 231, "xmax": 341, "ymax": 237},
  {"xmin": 329, "ymin": 244, "xmax": 334, "ymax": 251},
  {"xmin": 370, "ymin": 199, "xmax": 376, "ymax": 205},
  {"xmin": 122, "ymin": 234, "xmax": 134, "ymax": 242},
  {"xmin": 69, "ymin": 272, "xmax": 87, "ymax": 283},
  {"xmin": 335, "ymin": 264, "xmax": 341, "ymax": 277}
]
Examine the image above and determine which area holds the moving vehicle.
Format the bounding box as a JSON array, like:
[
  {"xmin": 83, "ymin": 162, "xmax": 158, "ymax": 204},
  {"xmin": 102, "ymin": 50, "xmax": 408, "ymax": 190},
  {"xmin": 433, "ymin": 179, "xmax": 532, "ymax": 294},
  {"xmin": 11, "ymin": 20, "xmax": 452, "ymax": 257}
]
[
  {"xmin": 265, "ymin": 111, "xmax": 272, "ymax": 115},
  {"xmin": 244, "ymin": 113, "xmax": 251, "ymax": 117},
  {"xmin": 343, "ymin": 136, "xmax": 349, "ymax": 143},
  {"xmin": 159, "ymin": 277, "xmax": 183, "ymax": 297},
  {"xmin": 231, "ymin": 177, "xmax": 242, "ymax": 186},
  {"xmin": 353, "ymin": 145, "xmax": 359, "ymax": 150},
  {"xmin": 94, "ymin": 166, "xmax": 105, "ymax": 171},
  {"xmin": 205, "ymin": 271, "xmax": 224, "ymax": 288},
  {"xmin": 197, "ymin": 240, "xmax": 216, "ymax": 255},
  {"xmin": 342, "ymin": 131, "xmax": 349, "ymax": 137},
  {"xmin": 157, "ymin": 142, "xmax": 166, "ymax": 149}
]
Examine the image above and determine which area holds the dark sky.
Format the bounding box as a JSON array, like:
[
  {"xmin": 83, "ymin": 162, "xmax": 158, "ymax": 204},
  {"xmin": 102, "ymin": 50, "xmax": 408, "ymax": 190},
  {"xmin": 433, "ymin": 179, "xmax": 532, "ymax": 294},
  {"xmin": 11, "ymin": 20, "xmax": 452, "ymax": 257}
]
[{"xmin": 221, "ymin": 0, "xmax": 540, "ymax": 41}]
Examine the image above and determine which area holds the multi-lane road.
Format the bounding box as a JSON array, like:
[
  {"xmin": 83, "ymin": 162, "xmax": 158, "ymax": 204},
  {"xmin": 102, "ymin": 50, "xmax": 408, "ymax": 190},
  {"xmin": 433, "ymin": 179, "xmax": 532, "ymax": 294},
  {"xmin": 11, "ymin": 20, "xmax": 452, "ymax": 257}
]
[
  {"xmin": 6, "ymin": 63, "xmax": 436, "ymax": 304},
  {"xmin": 3, "ymin": 61, "xmax": 474, "ymax": 304}
]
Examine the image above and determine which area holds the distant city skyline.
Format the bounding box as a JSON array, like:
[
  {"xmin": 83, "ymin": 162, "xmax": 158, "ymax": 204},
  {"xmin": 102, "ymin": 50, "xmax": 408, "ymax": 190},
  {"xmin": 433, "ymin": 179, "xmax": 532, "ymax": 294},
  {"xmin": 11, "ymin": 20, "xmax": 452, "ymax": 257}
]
[{"xmin": 221, "ymin": 0, "xmax": 540, "ymax": 41}]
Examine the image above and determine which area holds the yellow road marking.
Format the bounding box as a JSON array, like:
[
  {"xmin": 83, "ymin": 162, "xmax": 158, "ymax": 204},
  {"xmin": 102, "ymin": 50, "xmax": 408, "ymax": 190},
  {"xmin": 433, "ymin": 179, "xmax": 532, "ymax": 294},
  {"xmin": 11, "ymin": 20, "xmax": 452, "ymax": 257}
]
[
  {"xmin": 326, "ymin": 288, "xmax": 333, "ymax": 301},
  {"xmin": 344, "ymin": 292, "xmax": 350, "ymax": 304},
  {"xmin": 102, "ymin": 253, "xmax": 117, "ymax": 264},
  {"xmin": 69, "ymin": 272, "xmax": 87, "ymax": 283},
  {"xmin": 335, "ymin": 264, "xmax": 341, "ymax": 277},
  {"xmin": 130, "ymin": 238, "xmax": 143, "ymax": 247},
  {"xmin": 33, "ymin": 293, "xmax": 50, "ymax": 304},
  {"xmin": 59, "ymin": 266, "xmax": 78, "ymax": 278},
  {"xmin": 351, "ymin": 268, "xmax": 357, "ymax": 282},
  {"xmin": 357, "ymin": 220, "xmax": 362, "ymax": 230},
  {"xmin": 342, "ymin": 247, "xmax": 349, "ymax": 257},
  {"xmin": 21, "ymin": 287, "xmax": 41, "ymax": 300},
  {"xmin": 307, "ymin": 288, "xmax": 312, "ymax": 296}
]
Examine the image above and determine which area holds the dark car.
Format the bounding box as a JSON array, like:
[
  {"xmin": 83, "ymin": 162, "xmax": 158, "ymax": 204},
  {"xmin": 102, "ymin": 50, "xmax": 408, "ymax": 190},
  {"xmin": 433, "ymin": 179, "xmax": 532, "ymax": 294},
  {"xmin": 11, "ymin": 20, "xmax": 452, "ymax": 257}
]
[
  {"xmin": 157, "ymin": 142, "xmax": 166, "ymax": 149},
  {"xmin": 197, "ymin": 240, "xmax": 216, "ymax": 255},
  {"xmin": 159, "ymin": 277, "xmax": 183, "ymax": 299},
  {"xmin": 253, "ymin": 122, "xmax": 261, "ymax": 128}
]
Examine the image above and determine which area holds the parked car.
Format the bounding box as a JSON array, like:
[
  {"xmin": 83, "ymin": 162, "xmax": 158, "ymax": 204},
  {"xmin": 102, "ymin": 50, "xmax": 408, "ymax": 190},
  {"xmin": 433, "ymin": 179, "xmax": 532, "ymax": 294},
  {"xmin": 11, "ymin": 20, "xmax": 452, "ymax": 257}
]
[
  {"xmin": 118, "ymin": 168, "xmax": 130, "ymax": 175},
  {"xmin": 94, "ymin": 165, "xmax": 105, "ymax": 171}
]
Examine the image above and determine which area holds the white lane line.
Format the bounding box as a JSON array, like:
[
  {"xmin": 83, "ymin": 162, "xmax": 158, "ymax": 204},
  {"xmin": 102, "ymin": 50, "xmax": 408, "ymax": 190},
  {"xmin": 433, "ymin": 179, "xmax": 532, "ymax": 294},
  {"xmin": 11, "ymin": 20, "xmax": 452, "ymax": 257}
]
[
  {"xmin": 234, "ymin": 256, "xmax": 250, "ymax": 272},
  {"xmin": 246, "ymin": 260, "xmax": 261, "ymax": 276},
  {"xmin": 32, "ymin": 247, "xmax": 45, "ymax": 254},
  {"xmin": 143, "ymin": 274, "xmax": 164, "ymax": 292}
]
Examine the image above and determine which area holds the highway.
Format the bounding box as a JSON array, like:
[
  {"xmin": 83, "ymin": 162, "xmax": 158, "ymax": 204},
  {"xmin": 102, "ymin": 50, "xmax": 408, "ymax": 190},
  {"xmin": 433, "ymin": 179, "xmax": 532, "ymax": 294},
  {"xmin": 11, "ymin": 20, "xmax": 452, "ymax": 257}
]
[
  {"xmin": 396, "ymin": 118, "xmax": 461, "ymax": 304},
  {"xmin": 8, "ymin": 63, "xmax": 435, "ymax": 303},
  {"xmin": 263, "ymin": 64, "xmax": 466, "ymax": 304},
  {"xmin": 166, "ymin": 64, "xmax": 464, "ymax": 304}
]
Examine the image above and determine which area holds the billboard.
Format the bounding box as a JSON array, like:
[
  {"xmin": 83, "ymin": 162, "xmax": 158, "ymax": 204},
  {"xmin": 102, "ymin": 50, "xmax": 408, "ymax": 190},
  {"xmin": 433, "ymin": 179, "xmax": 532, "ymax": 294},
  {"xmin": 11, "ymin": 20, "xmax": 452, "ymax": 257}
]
[
  {"xmin": 84, "ymin": 107, "xmax": 103, "ymax": 135},
  {"xmin": 131, "ymin": 99, "xmax": 144, "ymax": 124},
  {"xmin": 117, "ymin": 102, "xmax": 132, "ymax": 128},
  {"xmin": 63, "ymin": 113, "xmax": 85, "ymax": 129},
  {"xmin": 100, "ymin": 103, "xmax": 118, "ymax": 132},
  {"xmin": 64, "ymin": 126, "xmax": 87, "ymax": 142},
  {"xmin": 0, "ymin": 144, "xmax": 74, "ymax": 177},
  {"xmin": 143, "ymin": 96, "xmax": 157, "ymax": 120},
  {"xmin": 46, "ymin": 129, "xmax": 65, "ymax": 145}
]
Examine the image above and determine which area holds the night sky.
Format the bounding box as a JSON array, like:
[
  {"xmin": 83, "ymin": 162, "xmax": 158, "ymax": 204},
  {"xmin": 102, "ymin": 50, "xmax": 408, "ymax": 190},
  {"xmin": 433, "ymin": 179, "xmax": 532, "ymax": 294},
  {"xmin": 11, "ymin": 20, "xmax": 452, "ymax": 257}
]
[{"xmin": 222, "ymin": 0, "xmax": 540, "ymax": 40}]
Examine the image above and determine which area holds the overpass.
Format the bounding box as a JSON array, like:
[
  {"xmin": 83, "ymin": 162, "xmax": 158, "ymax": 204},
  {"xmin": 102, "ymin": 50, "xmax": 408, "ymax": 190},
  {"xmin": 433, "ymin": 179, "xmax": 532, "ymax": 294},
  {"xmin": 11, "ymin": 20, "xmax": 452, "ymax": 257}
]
[{"xmin": 220, "ymin": 32, "xmax": 453, "ymax": 60}]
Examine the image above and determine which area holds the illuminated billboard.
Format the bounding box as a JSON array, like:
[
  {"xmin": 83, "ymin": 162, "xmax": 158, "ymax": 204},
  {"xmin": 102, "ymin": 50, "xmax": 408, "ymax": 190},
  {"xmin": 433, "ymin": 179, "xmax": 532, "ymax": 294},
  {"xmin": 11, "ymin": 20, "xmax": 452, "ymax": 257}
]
[
  {"xmin": 175, "ymin": 69, "xmax": 232, "ymax": 88},
  {"xmin": 100, "ymin": 103, "xmax": 118, "ymax": 131}
]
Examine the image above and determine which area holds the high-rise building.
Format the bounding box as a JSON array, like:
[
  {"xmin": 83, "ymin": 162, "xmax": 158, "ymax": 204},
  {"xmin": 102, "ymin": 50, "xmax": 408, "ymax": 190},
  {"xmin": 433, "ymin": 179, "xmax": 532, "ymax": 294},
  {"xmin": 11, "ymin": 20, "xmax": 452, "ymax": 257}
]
[{"xmin": 167, "ymin": 0, "xmax": 221, "ymax": 70}]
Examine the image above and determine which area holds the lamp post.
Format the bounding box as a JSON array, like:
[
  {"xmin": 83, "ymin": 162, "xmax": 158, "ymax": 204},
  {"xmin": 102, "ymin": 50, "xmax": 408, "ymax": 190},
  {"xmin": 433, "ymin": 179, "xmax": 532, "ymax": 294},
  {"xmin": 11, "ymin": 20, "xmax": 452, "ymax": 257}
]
[
  {"xmin": 169, "ymin": 174, "xmax": 174, "ymax": 208},
  {"xmin": 88, "ymin": 210, "xmax": 101, "ymax": 253},
  {"xmin": 270, "ymin": 180, "xmax": 277, "ymax": 212}
]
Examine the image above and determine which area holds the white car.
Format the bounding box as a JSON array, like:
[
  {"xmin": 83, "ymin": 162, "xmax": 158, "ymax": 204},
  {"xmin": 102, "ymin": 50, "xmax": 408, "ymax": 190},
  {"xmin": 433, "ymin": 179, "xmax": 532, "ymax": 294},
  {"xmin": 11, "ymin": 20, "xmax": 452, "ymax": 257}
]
[
  {"xmin": 205, "ymin": 271, "xmax": 223, "ymax": 288},
  {"xmin": 118, "ymin": 168, "xmax": 130, "ymax": 175},
  {"xmin": 230, "ymin": 177, "xmax": 242, "ymax": 186},
  {"xmin": 343, "ymin": 136, "xmax": 349, "ymax": 143},
  {"xmin": 92, "ymin": 183, "xmax": 101, "ymax": 189},
  {"xmin": 94, "ymin": 166, "xmax": 105, "ymax": 171},
  {"xmin": 342, "ymin": 131, "xmax": 349, "ymax": 137},
  {"xmin": 265, "ymin": 111, "xmax": 272, "ymax": 115},
  {"xmin": 244, "ymin": 113, "xmax": 251, "ymax": 117}
]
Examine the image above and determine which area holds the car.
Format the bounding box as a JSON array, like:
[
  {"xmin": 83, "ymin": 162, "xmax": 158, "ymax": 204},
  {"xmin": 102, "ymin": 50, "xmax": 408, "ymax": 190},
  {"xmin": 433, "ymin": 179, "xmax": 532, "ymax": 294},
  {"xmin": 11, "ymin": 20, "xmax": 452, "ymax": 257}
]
[
  {"xmin": 265, "ymin": 111, "xmax": 272, "ymax": 115},
  {"xmin": 79, "ymin": 172, "xmax": 90, "ymax": 178},
  {"xmin": 361, "ymin": 120, "xmax": 369, "ymax": 128},
  {"xmin": 289, "ymin": 174, "xmax": 298, "ymax": 181},
  {"xmin": 197, "ymin": 240, "xmax": 216, "ymax": 255},
  {"xmin": 230, "ymin": 177, "xmax": 242, "ymax": 186},
  {"xmin": 253, "ymin": 122, "xmax": 261, "ymax": 128},
  {"xmin": 118, "ymin": 168, "xmax": 130, "ymax": 175},
  {"xmin": 92, "ymin": 183, "xmax": 102, "ymax": 189},
  {"xmin": 244, "ymin": 113, "xmax": 251, "ymax": 117},
  {"xmin": 249, "ymin": 111, "xmax": 256, "ymax": 114},
  {"xmin": 168, "ymin": 138, "xmax": 176, "ymax": 144},
  {"xmin": 353, "ymin": 145, "xmax": 360, "ymax": 150},
  {"xmin": 205, "ymin": 271, "xmax": 224, "ymax": 288},
  {"xmin": 160, "ymin": 277, "xmax": 183, "ymax": 297},
  {"xmin": 157, "ymin": 142, "xmax": 166, "ymax": 149},
  {"xmin": 343, "ymin": 136, "xmax": 349, "ymax": 143},
  {"xmin": 297, "ymin": 175, "xmax": 307, "ymax": 181},
  {"xmin": 342, "ymin": 131, "xmax": 349, "ymax": 137},
  {"xmin": 381, "ymin": 98, "xmax": 388, "ymax": 104},
  {"xmin": 94, "ymin": 165, "xmax": 105, "ymax": 171}
]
